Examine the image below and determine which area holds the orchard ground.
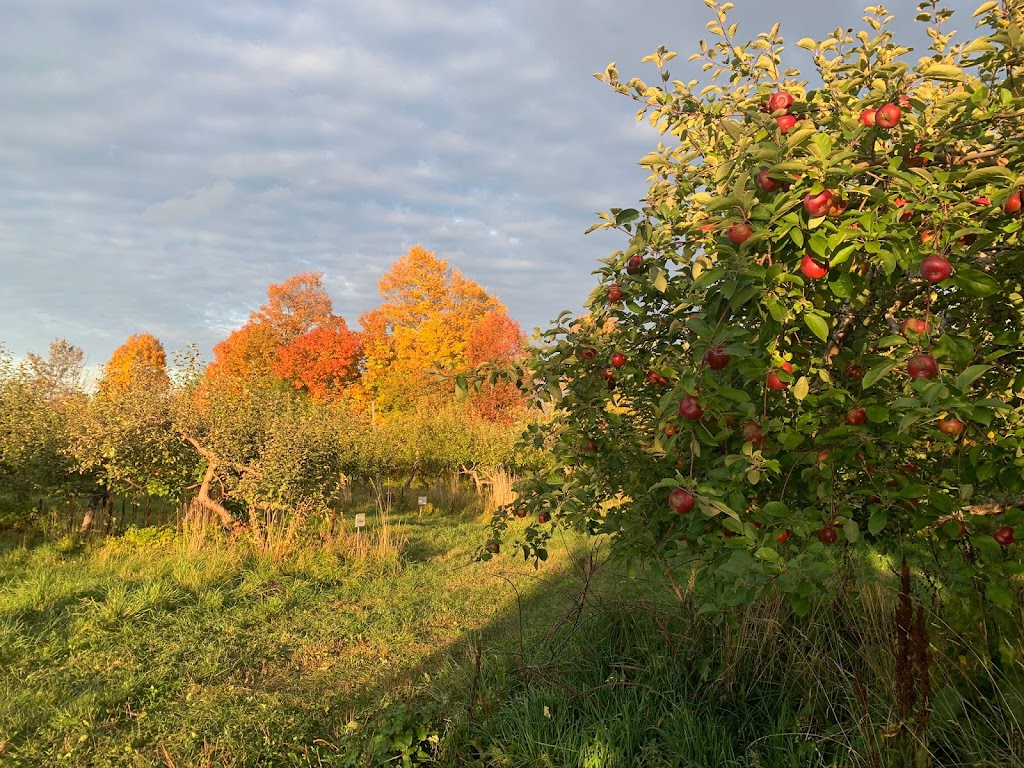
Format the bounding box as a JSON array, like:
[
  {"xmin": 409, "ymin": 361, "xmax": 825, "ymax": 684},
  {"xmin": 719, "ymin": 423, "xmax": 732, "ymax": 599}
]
[{"xmin": 0, "ymin": 489, "xmax": 1021, "ymax": 767}]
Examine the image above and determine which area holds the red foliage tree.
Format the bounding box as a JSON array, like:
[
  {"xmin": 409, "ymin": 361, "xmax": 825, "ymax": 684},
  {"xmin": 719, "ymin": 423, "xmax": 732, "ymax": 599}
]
[{"xmin": 273, "ymin": 320, "xmax": 362, "ymax": 402}]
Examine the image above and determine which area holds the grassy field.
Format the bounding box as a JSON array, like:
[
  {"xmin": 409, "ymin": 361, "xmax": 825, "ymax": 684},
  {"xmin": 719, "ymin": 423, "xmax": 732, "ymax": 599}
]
[{"xmin": 0, "ymin": 496, "xmax": 1022, "ymax": 767}]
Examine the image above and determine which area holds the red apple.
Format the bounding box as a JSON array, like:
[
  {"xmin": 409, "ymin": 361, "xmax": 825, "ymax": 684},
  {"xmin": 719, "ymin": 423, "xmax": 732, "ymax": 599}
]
[
  {"xmin": 938, "ymin": 417, "xmax": 964, "ymax": 437},
  {"xmin": 776, "ymin": 530, "xmax": 791, "ymax": 543},
  {"xmin": 485, "ymin": 540, "xmax": 500, "ymax": 554},
  {"xmin": 993, "ymin": 525, "xmax": 1015, "ymax": 546},
  {"xmin": 741, "ymin": 420, "xmax": 764, "ymax": 447},
  {"xmin": 728, "ymin": 222, "xmax": 754, "ymax": 245},
  {"xmin": 766, "ymin": 361, "xmax": 794, "ymax": 391},
  {"xmin": 920, "ymin": 254, "xmax": 952, "ymax": 283},
  {"xmin": 803, "ymin": 190, "xmax": 834, "ymax": 217},
  {"xmin": 537, "ymin": 512, "xmax": 551, "ymax": 524},
  {"xmin": 610, "ymin": 352, "xmax": 626, "ymax": 368},
  {"xmin": 800, "ymin": 254, "xmax": 828, "ymax": 279},
  {"xmin": 767, "ymin": 91, "xmax": 794, "ymax": 113},
  {"xmin": 817, "ymin": 450, "xmax": 830, "ymax": 463},
  {"xmin": 607, "ymin": 284, "xmax": 623, "ymax": 302},
  {"xmin": 899, "ymin": 94, "xmax": 911, "ymax": 108},
  {"xmin": 816, "ymin": 526, "xmax": 838, "ymax": 545},
  {"xmin": 646, "ymin": 370, "xmax": 669, "ymax": 386},
  {"xmin": 776, "ymin": 114, "xmax": 797, "ymax": 133},
  {"xmin": 514, "ymin": 507, "xmax": 528, "ymax": 518},
  {"xmin": 669, "ymin": 488, "xmax": 696, "ymax": 514},
  {"xmin": 846, "ymin": 406, "xmax": 867, "ymax": 426},
  {"xmin": 580, "ymin": 346, "xmax": 597, "ymax": 359},
  {"xmin": 893, "ymin": 197, "xmax": 914, "ymax": 222},
  {"xmin": 901, "ymin": 318, "xmax": 931, "ymax": 336},
  {"xmin": 705, "ymin": 346, "xmax": 731, "ymax": 370},
  {"xmin": 859, "ymin": 108, "xmax": 877, "ymax": 126},
  {"xmin": 757, "ymin": 169, "xmax": 782, "ymax": 192},
  {"xmin": 1005, "ymin": 192, "xmax": 1022, "ymax": 215},
  {"xmin": 908, "ymin": 354, "xmax": 939, "ymax": 380},
  {"xmin": 678, "ymin": 396, "xmax": 703, "ymax": 421},
  {"xmin": 972, "ymin": 196, "xmax": 991, "ymax": 206},
  {"xmin": 845, "ymin": 364, "xmax": 865, "ymax": 380},
  {"xmin": 626, "ymin": 255, "xmax": 646, "ymax": 275},
  {"xmin": 875, "ymin": 103, "xmax": 902, "ymax": 128}
]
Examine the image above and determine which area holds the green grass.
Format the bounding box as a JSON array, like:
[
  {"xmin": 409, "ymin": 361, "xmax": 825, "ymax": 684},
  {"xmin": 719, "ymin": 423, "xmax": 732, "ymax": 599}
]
[{"xmin": 0, "ymin": 503, "xmax": 1021, "ymax": 767}]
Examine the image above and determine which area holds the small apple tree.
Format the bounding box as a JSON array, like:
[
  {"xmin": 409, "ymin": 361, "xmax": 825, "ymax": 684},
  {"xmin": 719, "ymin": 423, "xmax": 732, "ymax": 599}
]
[{"xmin": 489, "ymin": 2, "xmax": 1024, "ymax": 618}]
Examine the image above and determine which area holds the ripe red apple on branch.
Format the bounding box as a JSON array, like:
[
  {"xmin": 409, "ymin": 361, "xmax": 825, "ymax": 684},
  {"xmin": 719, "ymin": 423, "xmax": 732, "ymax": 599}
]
[
  {"xmin": 626, "ymin": 254, "xmax": 647, "ymax": 275},
  {"xmin": 875, "ymin": 103, "xmax": 902, "ymax": 128},
  {"xmin": 816, "ymin": 526, "xmax": 838, "ymax": 545},
  {"xmin": 757, "ymin": 169, "xmax": 782, "ymax": 192},
  {"xmin": 669, "ymin": 488, "xmax": 695, "ymax": 514},
  {"xmin": 938, "ymin": 417, "xmax": 964, "ymax": 437},
  {"xmin": 776, "ymin": 115, "xmax": 797, "ymax": 133},
  {"xmin": 705, "ymin": 346, "xmax": 731, "ymax": 370},
  {"xmin": 907, "ymin": 354, "xmax": 939, "ymax": 380},
  {"xmin": 678, "ymin": 396, "xmax": 703, "ymax": 421},
  {"xmin": 800, "ymin": 255, "xmax": 828, "ymax": 279},
  {"xmin": 920, "ymin": 254, "xmax": 952, "ymax": 283},
  {"xmin": 728, "ymin": 222, "xmax": 753, "ymax": 245},
  {"xmin": 901, "ymin": 318, "xmax": 931, "ymax": 336},
  {"xmin": 803, "ymin": 190, "xmax": 833, "ymax": 217},
  {"xmin": 766, "ymin": 361, "xmax": 793, "ymax": 391},
  {"xmin": 993, "ymin": 525, "xmax": 1015, "ymax": 546},
  {"xmin": 766, "ymin": 90, "xmax": 794, "ymax": 113}
]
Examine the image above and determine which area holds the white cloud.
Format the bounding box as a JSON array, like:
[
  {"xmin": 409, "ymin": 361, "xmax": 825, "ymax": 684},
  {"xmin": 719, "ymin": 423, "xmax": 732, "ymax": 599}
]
[
  {"xmin": 0, "ymin": 0, "xmax": 980, "ymax": 363},
  {"xmin": 143, "ymin": 181, "xmax": 237, "ymax": 220}
]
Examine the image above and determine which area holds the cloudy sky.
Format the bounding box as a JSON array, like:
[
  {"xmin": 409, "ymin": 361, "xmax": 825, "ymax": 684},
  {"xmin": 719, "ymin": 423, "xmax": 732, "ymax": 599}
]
[{"xmin": 0, "ymin": 0, "xmax": 976, "ymax": 367}]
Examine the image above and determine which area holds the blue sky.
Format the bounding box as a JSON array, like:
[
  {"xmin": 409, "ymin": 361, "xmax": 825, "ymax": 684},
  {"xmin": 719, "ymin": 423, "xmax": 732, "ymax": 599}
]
[{"xmin": 0, "ymin": 0, "xmax": 977, "ymax": 367}]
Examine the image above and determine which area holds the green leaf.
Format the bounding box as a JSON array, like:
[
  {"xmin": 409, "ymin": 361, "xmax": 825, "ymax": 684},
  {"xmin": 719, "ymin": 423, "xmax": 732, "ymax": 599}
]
[
  {"xmin": 615, "ymin": 208, "xmax": 640, "ymax": 225},
  {"xmin": 653, "ymin": 268, "xmax": 669, "ymax": 293},
  {"xmin": 920, "ymin": 63, "xmax": 964, "ymax": 82},
  {"xmin": 868, "ymin": 509, "xmax": 888, "ymax": 536},
  {"xmin": 843, "ymin": 519, "xmax": 860, "ymax": 543},
  {"xmin": 952, "ymin": 269, "xmax": 1000, "ymax": 298},
  {"xmin": 986, "ymin": 583, "xmax": 1015, "ymax": 610},
  {"xmin": 954, "ymin": 364, "xmax": 991, "ymax": 391},
  {"xmin": 793, "ymin": 376, "xmax": 810, "ymax": 401},
  {"xmin": 973, "ymin": 2, "xmax": 999, "ymax": 17},
  {"xmin": 862, "ymin": 360, "xmax": 897, "ymax": 389},
  {"xmin": 804, "ymin": 314, "xmax": 829, "ymax": 342},
  {"xmin": 961, "ymin": 166, "xmax": 1013, "ymax": 185}
]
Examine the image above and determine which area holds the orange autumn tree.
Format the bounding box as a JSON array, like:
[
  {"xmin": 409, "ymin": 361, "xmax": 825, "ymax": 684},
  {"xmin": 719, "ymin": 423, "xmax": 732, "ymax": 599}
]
[
  {"xmin": 207, "ymin": 272, "xmax": 341, "ymax": 388},
  {"xmin": 360, "ymin": 246, "xmax": 510, "ymax": 412},
  {"xmin": 466, "ymin": 309, "xmax": 528, "ymax": 423},
  {"xmin": 273, "ymin": 319, "xmax": 362, "ymax": 403},
  {"xmin": 207, "ymin": 322, "xmax": 281, "ymax": 385},
  {"xmin": 99, "ymin": 333, "xmax": 169, "ymax": 394},
  {"xmin": 249, "ymin": 271, "xmax": 334, "ymax": 344}
]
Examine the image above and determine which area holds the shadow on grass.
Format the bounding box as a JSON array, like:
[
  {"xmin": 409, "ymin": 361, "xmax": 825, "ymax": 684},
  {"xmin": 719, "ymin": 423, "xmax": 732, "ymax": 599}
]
[{"xmin": 2, "ymin": 513, "xmax": 1021, "ymax": 768}]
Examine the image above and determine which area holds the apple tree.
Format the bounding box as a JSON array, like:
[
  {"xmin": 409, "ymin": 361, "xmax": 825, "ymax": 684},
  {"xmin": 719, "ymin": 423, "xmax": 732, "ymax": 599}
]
[{"xmin": 489, "ymin": 2, "xmax": 1024, "ymax": 618}]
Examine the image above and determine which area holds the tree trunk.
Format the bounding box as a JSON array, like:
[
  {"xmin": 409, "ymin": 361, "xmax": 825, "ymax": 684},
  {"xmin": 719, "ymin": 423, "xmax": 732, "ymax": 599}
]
[{"xmin": 195, "ymin": 461, "xmax": 237, "ymax": 529}]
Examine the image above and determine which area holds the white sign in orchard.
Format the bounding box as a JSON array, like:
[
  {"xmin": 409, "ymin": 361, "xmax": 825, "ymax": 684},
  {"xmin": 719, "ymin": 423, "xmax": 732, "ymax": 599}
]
[
  {"xmin": 418, "ymin": 496, "xmax": 427, "ymax": 506},
  {"xmin": 354, "ymin": 513, "xmax": 366, "ymax": 528}
]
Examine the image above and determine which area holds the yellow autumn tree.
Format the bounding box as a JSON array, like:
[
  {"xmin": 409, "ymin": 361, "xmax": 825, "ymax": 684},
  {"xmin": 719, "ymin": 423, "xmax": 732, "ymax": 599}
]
[
  {"xmin": 360, "ymin": 246, "xmax": 506, "ymax": 412},
  {"xmin": 99, "ymin": 333, "xmax": 169, "ymax": 394}
]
